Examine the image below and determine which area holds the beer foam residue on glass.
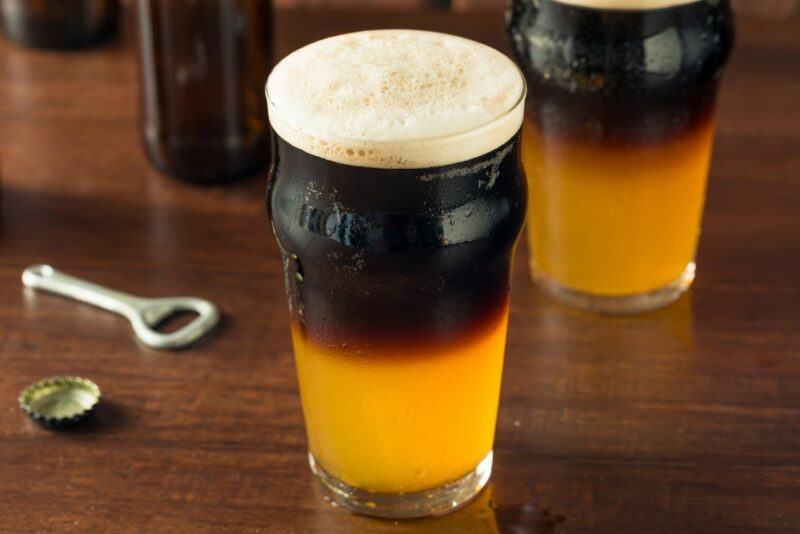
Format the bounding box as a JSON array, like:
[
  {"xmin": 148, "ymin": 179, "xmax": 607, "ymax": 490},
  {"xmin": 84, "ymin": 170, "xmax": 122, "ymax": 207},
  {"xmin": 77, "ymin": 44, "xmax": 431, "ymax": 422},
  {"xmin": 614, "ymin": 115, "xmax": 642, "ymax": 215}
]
[
  {"xmin": 266, "ymin": 30, "xmax": 525, "ymax": 169},
  {"xmin": 551, "ymin": 0, "xmax": 701, "ymax": 9}
]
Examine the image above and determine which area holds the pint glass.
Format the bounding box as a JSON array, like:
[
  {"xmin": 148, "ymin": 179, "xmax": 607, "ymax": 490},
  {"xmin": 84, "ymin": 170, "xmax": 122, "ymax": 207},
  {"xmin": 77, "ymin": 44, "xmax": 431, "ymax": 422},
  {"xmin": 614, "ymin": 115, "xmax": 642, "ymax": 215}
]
[
  {"xmin": 266, "ymin": 30, "xmax": 526, "ymax": 518},
  {"xmin": 509, "ymin": 0, "xmax": 734, "ymax": 313}
]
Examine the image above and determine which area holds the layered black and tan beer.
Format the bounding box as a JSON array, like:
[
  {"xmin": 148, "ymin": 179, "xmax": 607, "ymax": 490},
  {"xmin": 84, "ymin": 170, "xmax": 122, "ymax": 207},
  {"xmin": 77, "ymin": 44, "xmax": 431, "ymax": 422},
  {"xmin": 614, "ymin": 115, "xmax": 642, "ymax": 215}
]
[
  {"xmin": 509, "ymin": 0, "xmax": 734, "ymax": 312},
  {"xmin": 266, "ymin": 30, "xmax": 526, "ymax": 517}
]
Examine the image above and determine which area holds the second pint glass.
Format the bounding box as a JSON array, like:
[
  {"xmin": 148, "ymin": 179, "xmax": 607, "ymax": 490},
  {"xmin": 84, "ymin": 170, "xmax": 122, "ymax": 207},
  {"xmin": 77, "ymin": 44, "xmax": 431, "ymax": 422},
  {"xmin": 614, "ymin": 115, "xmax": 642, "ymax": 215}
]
[
  {"xmin": 509, "ymin": 0, "xmax": 734, "ymax": 313},
  {"xmin": 267, "ymin": 30, "xmax": 526, "ymax": 518}
]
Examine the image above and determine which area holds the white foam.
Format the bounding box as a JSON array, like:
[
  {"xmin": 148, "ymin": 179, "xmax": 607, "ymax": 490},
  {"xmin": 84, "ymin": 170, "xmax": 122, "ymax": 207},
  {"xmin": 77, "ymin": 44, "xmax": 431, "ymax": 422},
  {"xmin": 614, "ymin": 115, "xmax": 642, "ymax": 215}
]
[
  {"xmin": 266, "ymin": 30, "xmax": 525, "ymax": 169},
  {"xmin": 552, "ymin": 0, "xmax": 701, "ymax": 9}
]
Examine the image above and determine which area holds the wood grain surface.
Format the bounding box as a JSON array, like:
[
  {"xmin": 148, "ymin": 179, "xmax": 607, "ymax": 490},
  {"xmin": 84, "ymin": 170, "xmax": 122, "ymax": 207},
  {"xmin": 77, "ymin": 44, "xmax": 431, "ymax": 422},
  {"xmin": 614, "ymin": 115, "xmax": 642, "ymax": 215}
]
[{"xmin": 0, "ymin": 6, "xmax": 798, "ymax": 533}]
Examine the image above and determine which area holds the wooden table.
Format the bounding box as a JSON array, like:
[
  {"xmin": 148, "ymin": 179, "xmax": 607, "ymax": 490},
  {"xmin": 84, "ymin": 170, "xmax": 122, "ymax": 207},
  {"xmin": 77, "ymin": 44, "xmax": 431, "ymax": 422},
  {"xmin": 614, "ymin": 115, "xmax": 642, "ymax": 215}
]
[{"xmin": 0, "ymin": 6, "xmax": 798, "ymax": 533}]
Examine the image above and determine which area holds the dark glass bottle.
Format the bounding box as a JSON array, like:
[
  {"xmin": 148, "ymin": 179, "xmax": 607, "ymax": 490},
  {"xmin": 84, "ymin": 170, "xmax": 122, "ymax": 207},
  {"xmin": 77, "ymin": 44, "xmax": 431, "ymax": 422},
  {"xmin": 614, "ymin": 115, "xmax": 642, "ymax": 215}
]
[
  {"xmin": 137, "ymin": 0, "xmax": 271, "ymax": 182},
  {"xmin": 0, "ymin": 0, "xmax": 119, "ymax": 49}
]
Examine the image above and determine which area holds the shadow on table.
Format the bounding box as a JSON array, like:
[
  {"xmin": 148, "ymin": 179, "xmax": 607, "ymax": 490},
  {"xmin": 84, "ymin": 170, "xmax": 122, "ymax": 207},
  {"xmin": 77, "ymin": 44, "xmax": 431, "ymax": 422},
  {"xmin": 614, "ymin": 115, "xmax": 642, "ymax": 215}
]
[
  {"xmin": 400, "ymin": 483, "xmax": 565, "ymax": 533},
  {"xmin": 71, "ymin": 398, "xmax": 129, "ymax": 434}
]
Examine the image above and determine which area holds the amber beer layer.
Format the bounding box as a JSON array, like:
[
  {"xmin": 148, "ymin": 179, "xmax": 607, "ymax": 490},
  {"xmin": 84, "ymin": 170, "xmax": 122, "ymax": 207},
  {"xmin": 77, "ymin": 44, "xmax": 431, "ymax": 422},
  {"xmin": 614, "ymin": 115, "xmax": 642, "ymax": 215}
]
[
  {"xmin": 509, "ymin": 0, "xmax": 734, "ymax": 312},
  {"xmin": 266, "ymin": 30, "xmax": 526, "ymax": 518}
]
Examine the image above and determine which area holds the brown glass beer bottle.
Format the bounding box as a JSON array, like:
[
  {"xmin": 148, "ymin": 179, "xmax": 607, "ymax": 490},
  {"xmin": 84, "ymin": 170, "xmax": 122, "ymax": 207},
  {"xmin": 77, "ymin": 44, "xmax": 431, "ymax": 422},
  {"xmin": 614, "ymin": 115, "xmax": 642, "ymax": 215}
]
[
  {"xmin": 137, "ymin": 0, "xmax": 271, "ymax": 182},
  {"xmin": 0, "ymin": 0, "xmax": 120, "ymax": 49}
]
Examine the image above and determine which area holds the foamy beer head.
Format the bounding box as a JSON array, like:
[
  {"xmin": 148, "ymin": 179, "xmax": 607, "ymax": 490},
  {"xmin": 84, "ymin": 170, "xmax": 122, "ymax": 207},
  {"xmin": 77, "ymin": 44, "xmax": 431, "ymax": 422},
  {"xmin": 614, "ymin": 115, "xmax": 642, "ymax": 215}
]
[{"xmin": 266, "ymin": 30, "xmax": 525, "ymax": 169}]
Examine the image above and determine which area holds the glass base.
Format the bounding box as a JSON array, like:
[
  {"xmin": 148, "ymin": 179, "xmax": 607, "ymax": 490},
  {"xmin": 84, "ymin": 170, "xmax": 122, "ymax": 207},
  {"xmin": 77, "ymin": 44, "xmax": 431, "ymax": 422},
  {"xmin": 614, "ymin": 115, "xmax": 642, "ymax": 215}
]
[
  {"xmin": 309, "ymin": 450, "xmax": 493, "ymax": 519},
  {"xmin": 533, "ymin": 262, "xmax": 695, "ymax": 315}
]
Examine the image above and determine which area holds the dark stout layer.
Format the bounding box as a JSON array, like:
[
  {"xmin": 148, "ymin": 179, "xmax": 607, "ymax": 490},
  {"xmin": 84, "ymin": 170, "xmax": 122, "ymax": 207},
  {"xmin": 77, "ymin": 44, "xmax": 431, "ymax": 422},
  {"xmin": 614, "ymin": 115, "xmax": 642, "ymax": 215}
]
[
  {"xmin": 508, "ymin": 0, "xmax": 734, "ymax": 146},
  {"xmin": 269, "ymin": 133, "xmax": 527, "ymax": 351}
]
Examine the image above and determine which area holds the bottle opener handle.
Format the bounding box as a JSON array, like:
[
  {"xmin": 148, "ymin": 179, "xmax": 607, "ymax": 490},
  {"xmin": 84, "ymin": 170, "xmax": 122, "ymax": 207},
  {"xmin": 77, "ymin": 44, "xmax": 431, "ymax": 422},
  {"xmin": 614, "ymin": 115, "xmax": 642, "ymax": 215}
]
[{"xmin": 22, "ymin": 264, "xmax": 220, "ymax": 350}]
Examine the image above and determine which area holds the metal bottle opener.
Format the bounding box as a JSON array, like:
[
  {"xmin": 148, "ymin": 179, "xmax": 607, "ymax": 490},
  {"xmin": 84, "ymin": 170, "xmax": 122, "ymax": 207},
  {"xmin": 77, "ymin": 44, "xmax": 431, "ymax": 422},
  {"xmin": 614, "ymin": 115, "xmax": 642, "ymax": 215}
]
[{"xmin": 22, "ymin": 264, "xmax": 220, "ymax": 350}]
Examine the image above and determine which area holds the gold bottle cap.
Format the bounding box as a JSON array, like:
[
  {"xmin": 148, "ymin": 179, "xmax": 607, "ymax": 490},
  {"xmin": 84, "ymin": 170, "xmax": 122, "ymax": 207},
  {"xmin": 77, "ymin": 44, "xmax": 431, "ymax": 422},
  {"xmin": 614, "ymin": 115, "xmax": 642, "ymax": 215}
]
[{"xmin": 18, "ymin": 376, "xmax": 101, "ymax": 430}]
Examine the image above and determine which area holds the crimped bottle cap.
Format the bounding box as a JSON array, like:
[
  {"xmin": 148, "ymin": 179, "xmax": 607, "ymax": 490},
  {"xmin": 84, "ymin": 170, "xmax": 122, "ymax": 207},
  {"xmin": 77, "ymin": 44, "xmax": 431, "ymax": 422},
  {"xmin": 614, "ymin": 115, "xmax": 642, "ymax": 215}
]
[{"xmin": 19, "ymin": 376, "xmax": 101, "ymax": 430}]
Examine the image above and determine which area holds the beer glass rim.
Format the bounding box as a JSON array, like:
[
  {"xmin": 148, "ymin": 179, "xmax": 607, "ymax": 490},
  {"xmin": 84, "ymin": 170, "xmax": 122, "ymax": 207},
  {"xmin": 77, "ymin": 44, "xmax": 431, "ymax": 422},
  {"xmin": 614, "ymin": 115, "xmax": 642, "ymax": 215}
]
[
  {"xmin": 538, "ymin": 0, "xmax": 703, "ymax": 9},
  {"xmin": 265, "ymin": 78, "xmax": 526, "ymax": 146},
  {"xmin": 264, "ymin": 33, "xmax": 527, "ymax": 169},
  {"xmin": 266, "ymin": 81, "xmax": 525, "ymax": 168}
]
